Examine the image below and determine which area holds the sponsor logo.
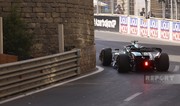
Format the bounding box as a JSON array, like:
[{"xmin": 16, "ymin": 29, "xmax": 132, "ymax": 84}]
[
  {"xmin": 140, "ymin": 19, "xmax": 148, "ymax": 28},
  {"xmin": 173, "ymin": 33, "xmax": 180, "ymax": 41},
  {"xmin": 140, "ymin": 19, "xmax": 148, "ymax": 36},
  {"xmin": 160, "ymin": 21, "xmax": 170, "ymax": 39},
  {"xmin": 130, "ymin": 18, "xmax": 138, "ymax": 27},
  {"xmin": 150, "ymin": 20, "xmax": 158, "ymax": 29},
  {"xmin": 120, "ymin": 26, "xmax": 128, "ymax": 33},
  {"xmin": 161, "ymin": 21, "xmax": 170, "ymax": 31},
  {"xmin": 150, "ymin": 29, "xmax": 158, "ymax": 38},
  {"xmin": 130, "ymin": 18, "xmax": 138, "ymax": 35},
  {"xmin": 140, "ymin": 28, "xmax": 148, "ymax": 37},
  {"xmin": 173, "ymin": 22, "xmax": 180, "ymax": 32},
  {"xmin": 130, "ymin": 27, "xmax": 138, "ymax": 35},
  {"xmin": 161, "ymin": 31, "xmax": 170, "ymax": 39},
  {"xmin": 120, "ymin": 16, "xmax": 128, "ymax": 25},
  {"xmin": 94, "ymin": 18, "xmax": 117, "ymax": 28},
  {"xmin": 172, "ymin": 22, "xmax": 180, "ymax": 41}
]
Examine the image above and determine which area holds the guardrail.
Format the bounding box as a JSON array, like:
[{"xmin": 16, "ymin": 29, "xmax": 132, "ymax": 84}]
[{"xmin": 0, "ymin": 49, "xmax": 80, "ymax": 100}]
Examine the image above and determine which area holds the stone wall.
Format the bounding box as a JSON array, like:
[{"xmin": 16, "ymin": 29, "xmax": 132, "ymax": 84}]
[
  {"xmin": 151, "ymin": 0, "xmax": 162, "ymax": 18},
  {"xmin": 80, "ymin": 45, "xmax": 96, "ymax": 74},
  {"xmin": 0, "ymin": 0, "xmax": 96, "ymax": 73}
]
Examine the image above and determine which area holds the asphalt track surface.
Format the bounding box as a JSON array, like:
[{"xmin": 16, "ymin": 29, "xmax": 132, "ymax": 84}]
[{"xmin": 1, "ymin": 31, "xmax": 180, "ymax": 106}]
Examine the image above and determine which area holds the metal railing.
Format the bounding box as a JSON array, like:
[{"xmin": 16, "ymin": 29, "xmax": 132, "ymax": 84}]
[
  {"xmin": 0, "ymin": 17, "xmax": 3, "ymax": 54},
  {"xmin": 0, "ymin": 49, "xmax": 80, "ymax": 100}
]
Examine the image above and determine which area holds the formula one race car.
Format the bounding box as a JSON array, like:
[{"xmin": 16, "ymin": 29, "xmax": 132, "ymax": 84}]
[{"xmin": 99, "ymin": 41, "xmax": 169, "ymax": 73}]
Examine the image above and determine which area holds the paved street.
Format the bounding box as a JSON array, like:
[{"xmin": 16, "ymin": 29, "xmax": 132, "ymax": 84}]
[{"xmin": 1, "ymin": 31, "xmax": 180, "ymax": 106}]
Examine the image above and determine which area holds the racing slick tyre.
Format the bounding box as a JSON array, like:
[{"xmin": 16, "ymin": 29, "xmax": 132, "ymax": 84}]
[
  {"xmin": 116, "ymin": 54, "xmax": 131, "ymax": 73},
  {"xmin": 156, "ymin": 53, "xmax": 169, "ymax": 72},
  {"xmin": 99, "ymin": 48, "xmax": 112, "ymax": 66}
]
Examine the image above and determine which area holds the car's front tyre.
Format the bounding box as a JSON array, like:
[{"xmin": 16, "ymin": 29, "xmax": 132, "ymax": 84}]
[{"xmin": 99, "ymin": 48, "xmax": 112, "ymax": 66}]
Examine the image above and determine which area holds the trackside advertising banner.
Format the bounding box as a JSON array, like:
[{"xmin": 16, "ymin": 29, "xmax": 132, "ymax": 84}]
[
  {"xmin": 94, "ymin": 16, "xmax": 119, "ymax": 32},
  {"xmin": 130, "ymin": 17, "xmax": 138, "ymax": 35},
  {"xmin": 160, "ymin": 20, "xmax": 170, "ymax": 40},
  {"xmin": 94, "ymin": 15, "xmax": 180, "ymax": 43},
  {"xmin": 120, "ymin": 16, "xmax": 128, "ymax": 33},
  {"xmin": 172, "ymin": 22, "xmax": 180, "ymax": 41},
  {"xmin": 140, "ymin": 18, "xmax": 148, "ymax": 37},
  {"xmin": 150, "ymin": 19, "xmax": 159, "ymax": 38}
]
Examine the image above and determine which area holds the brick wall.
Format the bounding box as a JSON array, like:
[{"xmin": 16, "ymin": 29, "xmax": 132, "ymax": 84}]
[{"xmin": 0, "ymin": 0, "xmax": 96, "ymax": 73}]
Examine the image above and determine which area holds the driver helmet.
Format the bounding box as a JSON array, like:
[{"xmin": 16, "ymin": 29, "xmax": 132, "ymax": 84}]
[{"xmin": 134, "ymin": 44, "xmax": 141, "ymax": 48}]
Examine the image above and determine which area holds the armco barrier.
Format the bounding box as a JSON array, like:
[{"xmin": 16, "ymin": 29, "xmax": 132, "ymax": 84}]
[{"xmin": 0, "ymin": 49, "xmax": 80, "ymax": 100}]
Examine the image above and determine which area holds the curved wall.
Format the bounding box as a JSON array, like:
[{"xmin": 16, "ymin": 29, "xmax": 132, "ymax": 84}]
[{"xmin": 0, "ymin": 0, "xmax": 96, "ymax": 73}]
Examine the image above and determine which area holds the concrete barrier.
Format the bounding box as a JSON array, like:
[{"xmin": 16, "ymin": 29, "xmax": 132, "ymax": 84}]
[{"xmin": 95, "ymin": 15, "xmax": 180, "ymax": 43}]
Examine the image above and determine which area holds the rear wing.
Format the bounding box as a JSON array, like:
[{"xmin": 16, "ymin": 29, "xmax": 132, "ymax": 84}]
[{"xmin": 130, "ymin": 47, "xmax": 162, "ymax": 53}]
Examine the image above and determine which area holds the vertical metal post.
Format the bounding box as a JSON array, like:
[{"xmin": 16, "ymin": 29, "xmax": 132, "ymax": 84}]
[
  {"xmin": 111, "ymin": 0, "xmax": 114, "ymax": 15},
  {"xmin": 162, "ymin": 2, "xmax": 165, "ymax": 18},
  {"xmin": 175, "ymin": 0, "xmax": 178, "ymax": 20},
  {"xmin": 58, "ymin": 24, "xmax": 64, "ymax": 53},
  {"xmin": 97, "ymin": 0, "xmax": 99, "ymax": 14},
  {"xmin": 0, "ymin": 17, "xmax": 3, "ymax": 54},
  {"xmin": 171, "ymin": 0, "xmax": 173, "ymax": 19},
  {"xmin": 145, "ymin": 0, "xmax": 148, "ymax": 18},
  {"xmin": 127, "ymin": 0, "xmax": 130, "ymax": 15}
]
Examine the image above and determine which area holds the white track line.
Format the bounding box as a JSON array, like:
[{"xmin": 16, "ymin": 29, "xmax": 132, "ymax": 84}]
[
  {"xmin": 124, "ymin": 92, "xmax": 142, "ymax": 102},
  {"xmin": 0, "ymin": 66, "xmax": 104, "ymax": 104},
  {"xmin": 173, "ymin": 65, "xmax": 180, "ymax": 72},
  {"xmin": 169, "ymin": 55, "xmax": 180, "ymax": 63}
]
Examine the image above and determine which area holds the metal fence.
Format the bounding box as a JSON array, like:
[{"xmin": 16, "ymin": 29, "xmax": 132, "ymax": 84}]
[
  {"xmin": 0, "ymin": 17, "xmax": 3, "ymax": 54},
  {"xmin": 0, "ymin": 49, "xmax": 80, "ymax": 101}
]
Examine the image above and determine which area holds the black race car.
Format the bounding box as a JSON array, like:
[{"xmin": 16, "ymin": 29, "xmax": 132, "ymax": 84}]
[{"xmin": 99, "ymin": 41, "xmax": 169, "ymax": 73}]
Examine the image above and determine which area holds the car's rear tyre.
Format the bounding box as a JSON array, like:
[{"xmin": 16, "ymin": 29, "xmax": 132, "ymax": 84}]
[
  {"xmin": 156, "ymin": 53, "xmax": 169, "ymax": 72},
  {"xmin": 100, "ymin": 48, "xmax": 112, "ymax": 66},
  {"xmin": 116, "ymin": 54, "xmax": 131, "ymax": 73}
]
